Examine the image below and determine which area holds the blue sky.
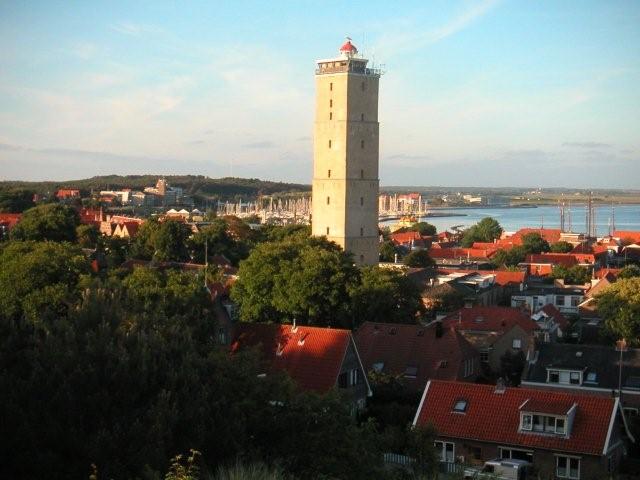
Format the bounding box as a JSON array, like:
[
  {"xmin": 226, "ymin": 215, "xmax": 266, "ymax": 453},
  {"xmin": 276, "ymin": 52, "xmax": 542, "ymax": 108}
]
[{"xmin": 1, "ymin": 0, "xmax": 639, "ymax": 187}]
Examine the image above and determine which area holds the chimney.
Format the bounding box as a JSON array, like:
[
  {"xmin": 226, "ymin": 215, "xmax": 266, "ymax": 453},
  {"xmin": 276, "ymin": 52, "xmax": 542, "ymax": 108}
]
[{"xmin": 291, "ymin": 318, "xmax": 298, "ymax": 332}]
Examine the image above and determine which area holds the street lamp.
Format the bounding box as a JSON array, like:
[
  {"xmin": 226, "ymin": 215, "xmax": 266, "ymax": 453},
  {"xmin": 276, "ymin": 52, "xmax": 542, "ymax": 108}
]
[{"xmin": 616, "ymin": 338, "xmax": 628, "ymax": 398}]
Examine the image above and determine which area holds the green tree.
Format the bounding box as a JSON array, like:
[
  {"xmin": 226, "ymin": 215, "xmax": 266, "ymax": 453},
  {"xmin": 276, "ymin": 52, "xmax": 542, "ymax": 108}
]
[
  {"xmin": 10, "ymin": 203, "xmax": 80, "ymax": 242},
  {"xmin": 403, "ymin": 250, "xmax": 435, "ymax": 268},
  {"xmin": 521, "ymin": 232, "xmax": 550, "ymax": 254},
  {"xmin": 550, "ymin": 241, "xmax": 574, "ymax": 253},
  {"xmin": 550, "ymin": 265, "xmax": 591, "ymax": 285},
  {"xmin": 0, "ymin": 240, "xmax": 89, "ymax": 323},
  {"xmin": 190, "ymin": 218, "xmax": 249, "ymax": 265},
  {"xmin": 461, "ymin": 217, "xmax": 503, "ymax": 247},
  {"xmin": 131, "ymin": 219, "xmax": 191, "ymax": 262},
  {"xmin": 76, "ymin": 224, "xmax": 100, "ymax": 248},
  {"xmin": 491, "ymin": 246, "xmax": 527, "ymax": 268},
  {"xmin": 231, "ymin": 236, "xmax": 358, "ymax": 327},
  {"xmin": 410, "ymin": 222, "xmax": 437, "ymax": 236},
  {"xmin": 350, "ymin": 266, "xmax": 424, "ymax": 326},
  {"xmin": 619, "ymin": 264, "xmax": 640, "ymax": 279},
  {"xmin": 596, "ymin": 278, "xmax": 640, "ymax": 345},
  {"xmin": 0, "ymin": 188, "xmax": 35, "ymax": 212},
  {"xmin": 379, "ymin": 240, "xmax": 399, "ymax": 262}
]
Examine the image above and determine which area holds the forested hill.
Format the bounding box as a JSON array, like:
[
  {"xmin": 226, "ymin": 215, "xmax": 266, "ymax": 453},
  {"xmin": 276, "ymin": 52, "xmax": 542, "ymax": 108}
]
[{"xmin": 0, "ymin": 175, "xmax": 310, "ymax": 200}]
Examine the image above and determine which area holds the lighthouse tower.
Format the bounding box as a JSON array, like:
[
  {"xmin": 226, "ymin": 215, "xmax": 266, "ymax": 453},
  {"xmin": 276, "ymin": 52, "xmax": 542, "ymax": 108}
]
[{"xmin": 312, "ymin": 38, "xmax": 382, "ymax": 265}]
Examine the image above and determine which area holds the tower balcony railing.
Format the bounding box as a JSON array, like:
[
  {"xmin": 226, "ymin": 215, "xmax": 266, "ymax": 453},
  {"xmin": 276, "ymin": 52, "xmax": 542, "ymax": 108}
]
[{"xmin": 315, "ymin": 63, "xmax": 384, "ymax": 76}]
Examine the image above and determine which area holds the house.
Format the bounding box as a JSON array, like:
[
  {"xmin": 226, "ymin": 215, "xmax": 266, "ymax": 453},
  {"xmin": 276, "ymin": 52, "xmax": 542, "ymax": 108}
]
[
  {"xmin": 442, "ymin": 306, "xmax": 539, "ymax": 373},
  {"xmin": 511, "ymin": 286, "xmax": 585, "ymax": 315},
  {"xmin": 531, "ymin": 304, "xmax": 569, "ymax": 342},
  {"xmin": 354, "ymin": 321, "xmax": 479, "ymax": 394},
  {"xmin": 230, "ymin": 323, "xmax": 371, "ymax": 408},
  {"xmin": 413, "ymin": 380, "xmax": 633, "ymax": 479},
  {"xmin": 523, "ymin": 343, "xmax": 640, "ymax": 413},
  {"xmin": 112, "ymin": 221, "xmax": 141, "ymax": 238},
  {"xmin": 55, "ymin": 188, "xmax": 80, "ymax": 200},
  {"xmin": 0, "ymin": 213, "xmax": 21, "ymax": 236}
]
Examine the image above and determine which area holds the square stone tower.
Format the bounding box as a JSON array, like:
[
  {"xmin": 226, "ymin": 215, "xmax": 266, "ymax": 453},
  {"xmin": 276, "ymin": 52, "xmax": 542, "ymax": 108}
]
[{"xmin": 312, "ymin": 38, "xmax": 382, "ymax": 265}]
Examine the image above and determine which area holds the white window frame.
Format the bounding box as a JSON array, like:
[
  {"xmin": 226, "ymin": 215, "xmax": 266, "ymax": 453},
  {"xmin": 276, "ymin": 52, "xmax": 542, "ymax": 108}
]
[
  {"xmin": 521, "ymin": 413, "xmax": 532, "ymax": 431},
  {"xmin": 499, "ymin": 447, "xmax": 533, "ymax": 463},
  {"xmin": 434, "ymin": 441, "xmax": 455, "ymax": 463},
  {"xmin": 556, "ymin": 454, "xmax": 580, "ymax": 479},
  {"xmin": 512, "ymin": 338, "xmax": 522, "ymax": 349}
]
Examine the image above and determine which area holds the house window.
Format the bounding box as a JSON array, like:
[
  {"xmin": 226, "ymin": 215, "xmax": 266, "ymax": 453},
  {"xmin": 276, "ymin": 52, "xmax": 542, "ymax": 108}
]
[
  {"xmin": 532, "ymin": 415, "xmax": 544, "ymax": 432},
  {"xmin": 512, "ymin": 338, "xmax": 522, "ymax": 349},
  {"xmin": 453, "ymin": 399, "xmax": 467, "ymax": 413},
  {"xmin": 585, "ymin": 372, "xmax": 597, "ymax": 383},
  {"xmin": 372, "ymin": 361, "xmax": 384, "ymax": 373},
  {"xmin": 361, "ymin": 81, "xmax": 366, "ymax": 91},
  {"xmin": 463, "ymin": 358, "xmax": 475, "ymax": 377},
  {"xmin": 338, "ymin": 372, "xmax": 347, "ymax": 388},
  {"xmin": 521, "ymin": 414, "xmax": 533, "ymax": 431},
  {"xmin": 328, "ymin": 169, "xmax": 331, "ymax": 178},
  {"xmin": 556, "ymin": 295, "xmax": 565, "ymax": 306},
  {"xmin": 359, "ymin": 254, "xmax": 364, "ymax": 263},
  {"xmin": 570, "ymin": 372, "xmax": 581, "ymax": 385},
  {"xmin": 556, "ymin": 417, "xmax": 566, "ymax": 434},
  {"xmin": 435, "ymin": 442, "xmax": 455, "ymax": 463},
  {"xmin": 360, "ymin": 196, "xmax": 364, "ymax": 206},
  {"xmin": 557, "ymin": 456, "xmax": 580, "ymax": 479},
  {"xmin": 360, "ymin": 169, "xmax": 364, "ymax": 179},
  {"xmin": 480, "ymin": 350, "xmax": 489, "ymax": 363},
  {"xmin": 404, "ymin": 365, "xmax": 418, "ymax": 378},
  {"xmin": 361, "ymin": 140, "xmax": 365, "ymax": 149},
  {"xmin": 549, "ymin": 370, "xmax": 560, "ymax": 383},
  {"xmin": 217, "ymin": 328, "xmax": 227, "ymax": 344},
  {"xmin": 326, "ymin": 196, "xmax": 330, "ymax": 205},
  {"xmin": 361, "ymin": 113, "xmax": 364, "ymax": 121},
  {"xmin": 500, "ymin": 447, "xmax": 533, "ymax": 463}
]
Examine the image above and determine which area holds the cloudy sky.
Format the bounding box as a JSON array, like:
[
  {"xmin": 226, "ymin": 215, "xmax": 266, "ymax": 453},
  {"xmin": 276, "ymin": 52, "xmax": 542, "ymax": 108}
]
[{"xmin": 1, "ymin": 0, "xmax": 639, "ymax": 187}]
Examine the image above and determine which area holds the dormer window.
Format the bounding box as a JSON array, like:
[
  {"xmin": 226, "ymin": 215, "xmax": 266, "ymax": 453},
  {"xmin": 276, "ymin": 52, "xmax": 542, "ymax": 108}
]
[
  {"xmin": 372, "ymin": 361, "xmax": 384, "ymax": 373},
  {"xmin": 404, "ymin": 365, "xmax": 418, "ymax": 378},
  {"xmin": 520, "ymin": 412, "xmax": 567, "ymax": 435},
  {"xmin": 547, "ymin": 369, "xmax": 583, "ymax": 385},
  {"xmin": 585, "ymin": 372, "xmax": 597, "ymax": 383}
]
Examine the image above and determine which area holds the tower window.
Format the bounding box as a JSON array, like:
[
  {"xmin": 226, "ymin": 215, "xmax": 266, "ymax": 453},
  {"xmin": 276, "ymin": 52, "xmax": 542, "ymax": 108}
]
[
  {"xmin": 326, "ymin": 227, "xmax": 330, "ymax": 235},
  {"xmin": 361, "ymin": 140, "xmax": 365, "ymax": 149},
  {"xmin": 326, "ymin": 196, "xmax": 330, "ymax": 205},
  {"xmin": 329, "ymin": 112, "xmax": 333, "ymax": 120},
  {"xmin": 360, "ymin": 227, "xmax": 364, "ymax": 236},
  {"xmin": 361, "ymin": 113, "xmax": 364, "ymax": 121},
  {"xmin": 329, "ymin": 99, "xmax": 333, "ymax": 108},
  {"xmin": 328, "ymin": 140, "xmax": 332, "ymax": 148},
  {"xmin": 360, "ymin": 197, "xmax": 364, "ymax": 206},
  {"xmin": 360, "ymin": 169, "xmax": 364, "ymax": 179},
  {"xmin": 330, "ymin": 82, "xmax": 333, "ymax": 91},
  {"xmin": 328, "ymin": 169, "xmax": 331, "ymax": 178}
]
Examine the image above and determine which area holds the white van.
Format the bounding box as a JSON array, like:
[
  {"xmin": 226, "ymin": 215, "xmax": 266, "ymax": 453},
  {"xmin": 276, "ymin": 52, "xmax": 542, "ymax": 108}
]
[{"xmin": 463, "ymin": 458, "xmax": 529, "ymax": 480}]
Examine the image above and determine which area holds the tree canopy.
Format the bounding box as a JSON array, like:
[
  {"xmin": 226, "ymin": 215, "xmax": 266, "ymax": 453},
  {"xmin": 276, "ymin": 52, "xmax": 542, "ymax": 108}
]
[
  {"xmin": 461, "ymin": 217, "xmax": 503, "ymax": 247},
  {"xmin": 131, "ymin": 218, "xmax": 192, "ymax": 262},
  {"xmin": 403, "ymin": 249, "xmax": 435, "ymax": 268},
  {"xmin": 521, "ymin": 232, "xmax": 550, "ymax": 254},
  {"xmin": 491, "ymin": 246, "xmax": 527, "ymax": 268},
  {"xmin": 550, "ymin": 241, "xmax": 574, "ymax": 253},
  {"xmin": 0, "ymin": 188, "xmax": 35, "ymax": 213},
  {"xmin": 10, "ymin": 203, "xmax": 80, "ymax": 242},
  {"xmin": 596, "ymin": 277, "xmax": 640, "ymax": 345},
  {"xmin": 550, "ymin": 265, "xmax": 591, "ymax": 285}
]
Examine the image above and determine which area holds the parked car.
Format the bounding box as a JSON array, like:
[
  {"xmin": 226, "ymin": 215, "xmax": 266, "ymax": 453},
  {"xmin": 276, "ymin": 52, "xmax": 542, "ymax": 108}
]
[{"xmin": 463, "ymin": 459, "xmax": 529, "ymax": 480}]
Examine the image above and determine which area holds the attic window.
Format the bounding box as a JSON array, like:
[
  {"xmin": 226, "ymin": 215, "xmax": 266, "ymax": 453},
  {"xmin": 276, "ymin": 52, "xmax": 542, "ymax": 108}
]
[
  {"xmin": 372, "ymin": 361, "xmax": 384, "ymax": 373},
  {"xmin": 453, "ymin": 399, "xmax": 468, "ymax": 413},
  {"xmin": 439, "ymin": 360, "xmax": 448, "ymax": 368},
  {"xmin": 404, "ymin": 366, "xmax": 418, "ymax": 378},
  {"xmin": 586, "ymin": 372, "xmax": 597, "ymax": 383}
]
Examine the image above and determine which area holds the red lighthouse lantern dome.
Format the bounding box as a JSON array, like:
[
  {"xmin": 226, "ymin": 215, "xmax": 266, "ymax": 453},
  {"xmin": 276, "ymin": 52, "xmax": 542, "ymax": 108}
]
[{"xmin": 339, "ymin": 37, "xmax": 358, "ymax": 57}]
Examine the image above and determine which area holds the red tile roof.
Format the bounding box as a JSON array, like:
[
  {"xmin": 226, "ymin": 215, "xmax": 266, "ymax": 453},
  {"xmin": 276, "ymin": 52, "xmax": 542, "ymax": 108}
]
[
  {"xmin": 524, "ymin": 253, "xmax": 579, "ymax": 267},
  {"xmin": 231, "ymin": 323, "xmax": 354, "ymax": 393},
  {"xmin": 521, "ymin": 397, "xmax": 575, "ymax": 416},
  {"xmin": 390, "ymin": 231, "xmax": 422, "ymax": 246},
  {"xmin": 429, "ymin": 248, "xmax": 496, "ymax": 260},
  {"xmin": 507, "ymin": 228, "xmax": 563, "ymax": 245},
  {"xmin": 0, "ymin": 213, "xmax": 22, "ymax": 229},
  {"xmin": 413, "ymin": 380, "xmax": 616, "ymax": 456},
  {"xmin": 354, "ymin": 322, "xmax": 479, "ymax": 392},
  {"xmin": 442, "ymin": 306, "xmax": 539, "ymax": 334},
  {"xmin": 613, "ymin": 230, "xmax": 640, "ymax": 243}
]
